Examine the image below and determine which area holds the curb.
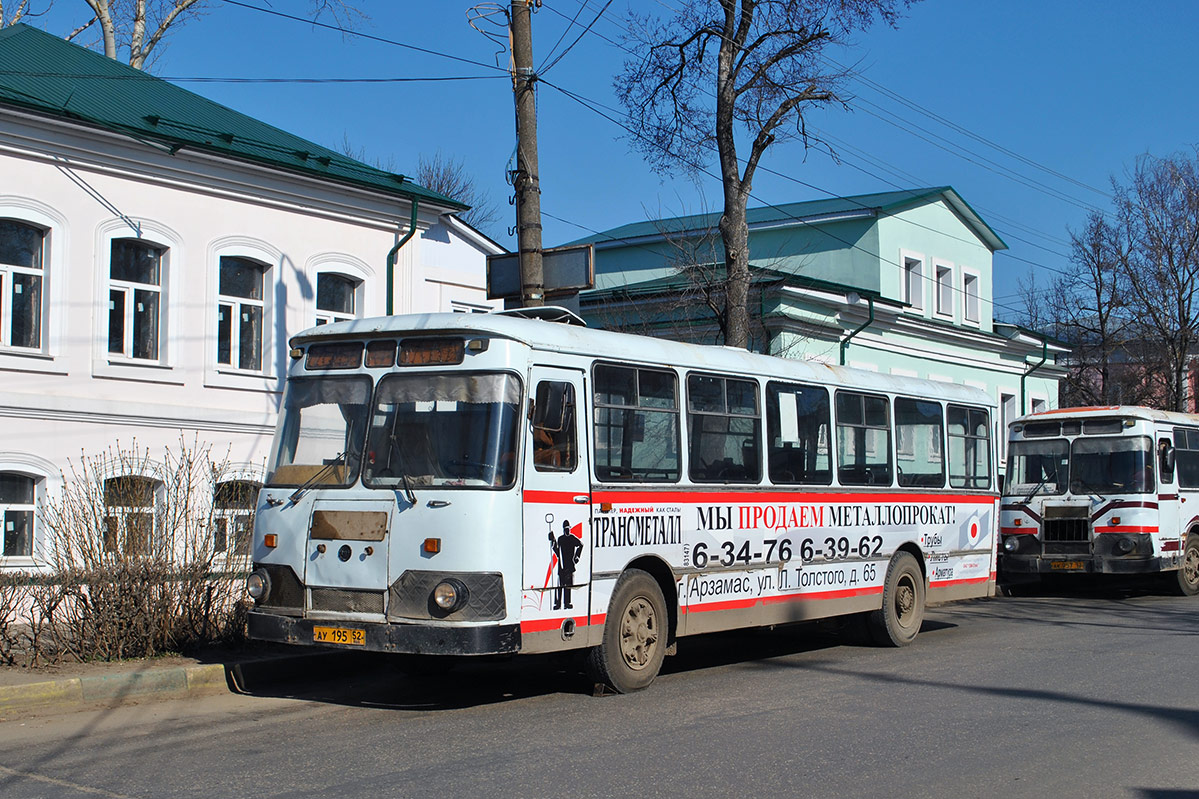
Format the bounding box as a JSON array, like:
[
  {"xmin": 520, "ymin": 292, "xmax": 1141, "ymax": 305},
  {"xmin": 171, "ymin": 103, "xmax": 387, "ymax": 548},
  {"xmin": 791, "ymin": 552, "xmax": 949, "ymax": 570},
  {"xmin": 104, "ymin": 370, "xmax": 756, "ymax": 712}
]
[{"xmin": 0, "ymin": 651, "xmax": 352, "ymax": 718}]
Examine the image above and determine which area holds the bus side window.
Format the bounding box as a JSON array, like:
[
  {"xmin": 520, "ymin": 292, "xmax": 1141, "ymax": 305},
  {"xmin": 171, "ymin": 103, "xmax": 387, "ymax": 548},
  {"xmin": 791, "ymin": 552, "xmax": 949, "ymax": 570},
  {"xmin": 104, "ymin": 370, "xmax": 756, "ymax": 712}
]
[
  {"xmin": 1160, "ymin": 436, "xmax": 1176, "ymax": 484},
  {"xmin": 533, "ymin": 381, "xmax": 577, "ymax": 472}
]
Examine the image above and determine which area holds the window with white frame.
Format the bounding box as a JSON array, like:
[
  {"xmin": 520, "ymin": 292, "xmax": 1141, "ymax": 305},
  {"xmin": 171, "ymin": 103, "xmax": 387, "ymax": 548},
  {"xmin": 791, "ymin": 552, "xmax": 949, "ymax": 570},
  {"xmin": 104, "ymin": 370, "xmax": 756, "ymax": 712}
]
[
  {"xmin": 109, "ymin": 239, "xmax": 164, "ymax": 360},
  {"xmin": 964, "ymin": 272, "xmax": 980, "ymax": 323},
  {"xmin": 217, "ymin": 256, "xmax": 266, "ymax": 372},
  {"xmin": 903, "ymin": 257, "xmax": 923, "ymax": 309},
  {"xmin": 213, "ymin": 480, "xmax": 258, "ymax": 556},
  {"xmin": 935, "ymin": 264, "xmax": 953, "ymax": 316},
  {"xmin": 315, "ymin": 273, "xmax": 359, "ymax": 326},
  {"xmin": 0, "ymin": 472, "xmax": 35, "ymax": 558},
  {"xmin": 0, "ymin": 219, "xmax": 45, "ymax": 350},
  {"xmin": 103, "ymin": 475, "xmax": 158, "ymax": 556}
]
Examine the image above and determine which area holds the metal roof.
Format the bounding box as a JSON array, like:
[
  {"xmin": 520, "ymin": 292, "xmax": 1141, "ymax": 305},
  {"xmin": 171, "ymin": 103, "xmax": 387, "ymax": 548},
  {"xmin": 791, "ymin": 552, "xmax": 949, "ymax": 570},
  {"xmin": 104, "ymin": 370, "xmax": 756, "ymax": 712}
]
[
  {"xmin": 291, "ymin": 310, "xmax": 997, "ymax": 408},
  {"xmin": 564, "ymin": 187, "xmax": 1007, "ymax": 253},
  {"xmin": 0, "ymin": 24, "xmax": 464, "ymax": 210}
]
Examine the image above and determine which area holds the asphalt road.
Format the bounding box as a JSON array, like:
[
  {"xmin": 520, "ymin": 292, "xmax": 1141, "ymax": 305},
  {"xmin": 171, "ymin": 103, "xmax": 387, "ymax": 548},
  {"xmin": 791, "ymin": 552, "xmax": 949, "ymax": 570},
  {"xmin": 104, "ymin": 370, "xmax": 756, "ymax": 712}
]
[{"xmin": 0, "ymin": 581, "xmax": 1196, "ymax": 799}]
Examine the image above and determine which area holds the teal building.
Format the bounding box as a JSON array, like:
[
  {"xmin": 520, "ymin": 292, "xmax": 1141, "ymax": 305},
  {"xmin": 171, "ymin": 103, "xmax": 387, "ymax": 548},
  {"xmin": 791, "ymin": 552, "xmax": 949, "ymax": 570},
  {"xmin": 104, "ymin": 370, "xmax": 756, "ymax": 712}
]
[{"xmin": 571, "ymin": 187, "xmax": 1067, "ymax": 467}]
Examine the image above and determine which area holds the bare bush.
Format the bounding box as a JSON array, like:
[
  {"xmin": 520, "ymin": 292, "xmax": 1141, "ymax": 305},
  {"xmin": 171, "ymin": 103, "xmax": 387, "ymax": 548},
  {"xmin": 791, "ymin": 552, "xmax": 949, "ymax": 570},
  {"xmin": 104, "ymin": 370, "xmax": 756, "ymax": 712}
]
[{"xmin": 31, "ymin": 437, "xmax": 253, "ymax": 663}]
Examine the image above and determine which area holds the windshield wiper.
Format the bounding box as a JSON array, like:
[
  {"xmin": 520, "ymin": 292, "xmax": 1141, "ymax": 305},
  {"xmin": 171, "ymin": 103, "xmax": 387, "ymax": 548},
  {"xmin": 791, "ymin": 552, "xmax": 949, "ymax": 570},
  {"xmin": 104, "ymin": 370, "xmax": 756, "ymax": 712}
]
[
  {"xmin": 388, "ymin": 434, "xmax": 417, "ymax": 505},
  {"xmin": 288, "ymin": 451, "xmax": 346, "ymax": 504},
  {"xmin": 1023, "ymin": 473, "xmax": 1052, "ymax": 503},
  {"xmin": 1070, "ymin": 475, "xmax": 1107, "ymax": 502}
]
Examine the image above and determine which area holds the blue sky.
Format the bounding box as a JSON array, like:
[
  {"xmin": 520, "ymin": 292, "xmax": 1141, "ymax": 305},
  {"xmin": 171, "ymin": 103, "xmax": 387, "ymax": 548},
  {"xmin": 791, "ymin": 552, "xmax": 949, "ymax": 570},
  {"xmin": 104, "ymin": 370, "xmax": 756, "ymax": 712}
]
[{"xmin": 31, "ymin": 0, "xmax": 1199, "ymax": 323}]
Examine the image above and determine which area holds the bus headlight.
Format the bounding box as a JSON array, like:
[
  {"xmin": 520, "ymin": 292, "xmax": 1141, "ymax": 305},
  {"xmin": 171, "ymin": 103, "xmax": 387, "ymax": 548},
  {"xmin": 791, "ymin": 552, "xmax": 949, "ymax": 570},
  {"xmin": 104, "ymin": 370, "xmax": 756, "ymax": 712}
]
[
  {"xmin": 246, "ymin": 569, "xmax": 271, "ymax": 602},
  {"xmin": 1114, "ymin": 536, "xmax": 1136, "ymax": 555},
  {"xmin": 1003, "ymin": 536, "xmax": 1021, "ymax": 553},
  {"xmin": 432, "ymin": 579, "xmax": 469, "ymax": 612}
]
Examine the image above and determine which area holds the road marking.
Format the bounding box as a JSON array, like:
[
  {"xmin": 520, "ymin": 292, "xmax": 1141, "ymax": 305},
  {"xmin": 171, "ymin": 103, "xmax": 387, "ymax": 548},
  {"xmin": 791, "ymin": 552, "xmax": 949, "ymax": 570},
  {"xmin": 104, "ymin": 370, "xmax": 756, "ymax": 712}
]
[{"xmin": 0, "ymin": 764, "xmax": 135, "ymax": 798}]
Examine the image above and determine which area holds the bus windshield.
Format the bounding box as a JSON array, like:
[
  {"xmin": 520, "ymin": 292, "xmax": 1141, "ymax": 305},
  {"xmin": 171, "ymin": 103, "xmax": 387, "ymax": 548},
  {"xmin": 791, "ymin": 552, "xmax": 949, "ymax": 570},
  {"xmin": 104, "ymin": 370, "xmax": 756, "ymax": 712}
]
[
  {"xmin": 266, "ymin": 376, "xmax": 371, "ymax": 487},
  {"xmin": 1007, "ymin": 439, "xmax": 1069, "ymax": 497},
  {"xmin": 363, "ymin": 372, "xmax": 522, "ymax": 489},
  {"xmin": 1070, "ymin": 435, "xmax": 1155, "ymax": 495}
]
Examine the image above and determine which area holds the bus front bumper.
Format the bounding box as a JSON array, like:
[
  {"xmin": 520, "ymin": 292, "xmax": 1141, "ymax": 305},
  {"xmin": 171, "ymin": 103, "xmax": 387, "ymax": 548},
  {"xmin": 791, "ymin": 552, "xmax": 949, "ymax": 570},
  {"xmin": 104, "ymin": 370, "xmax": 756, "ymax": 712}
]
[
  {"xmin": 248, "ymin": 611, "xmax": 521, "ymax": 656},
  {"xmin": 999, "ymin": 553, "xmax": 1170, "ymax": 576}
]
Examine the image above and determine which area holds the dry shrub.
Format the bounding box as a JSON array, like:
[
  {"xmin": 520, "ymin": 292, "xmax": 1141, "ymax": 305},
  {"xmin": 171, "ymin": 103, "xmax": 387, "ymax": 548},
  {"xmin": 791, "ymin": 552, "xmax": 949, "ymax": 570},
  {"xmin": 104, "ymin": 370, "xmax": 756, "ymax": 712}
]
[{"xmin": 33, "ymin": 437, "xmax": 253, "ymax": 663}]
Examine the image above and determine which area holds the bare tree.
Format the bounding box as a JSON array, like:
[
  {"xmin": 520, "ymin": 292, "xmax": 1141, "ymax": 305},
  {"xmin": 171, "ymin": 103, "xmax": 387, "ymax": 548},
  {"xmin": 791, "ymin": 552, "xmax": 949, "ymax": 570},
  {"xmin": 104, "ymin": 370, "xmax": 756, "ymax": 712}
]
[
  {"xmin": 416, "ymin": 150, "xmax": 500, "ymax": 236},
  {"xmin": 1115, "ymin": 150, "xmax": 1199, "ymax": 412},
  {"xmin": 1, "ymin": 0, "xmax": 42, "ymax": 27},
  {"xmin": 615, "ymin": 0, "xmax": 914, "ymax": 349},
  {"xmin": 72, "ymin": 0, "xmax": 362, "ymax": 70}
]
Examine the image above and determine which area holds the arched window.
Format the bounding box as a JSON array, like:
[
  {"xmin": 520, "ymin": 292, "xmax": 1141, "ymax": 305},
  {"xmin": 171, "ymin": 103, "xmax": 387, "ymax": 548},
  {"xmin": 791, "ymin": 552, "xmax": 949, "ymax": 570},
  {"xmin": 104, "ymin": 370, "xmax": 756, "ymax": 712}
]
[
  {"xmin": 103, "ymin": 475, "xmax": 159, "ymax": 556},
  {"xmin": 213, "ymin": 480, "xmax": 259, "ymax": 556},
  {"xmin": 315, "ymin": 273, "xmax": 360, "ymax": 326},
  {"xmin": 0, "ymin": 472, "xmax": 35, "ymax": 557},
  {"xmin": 216, "ymin": 256, "xmax": 267, "ymax": 372},
  {"xmin": 0, "ymin": 219, "xmax": 45, "ymax": 350}
]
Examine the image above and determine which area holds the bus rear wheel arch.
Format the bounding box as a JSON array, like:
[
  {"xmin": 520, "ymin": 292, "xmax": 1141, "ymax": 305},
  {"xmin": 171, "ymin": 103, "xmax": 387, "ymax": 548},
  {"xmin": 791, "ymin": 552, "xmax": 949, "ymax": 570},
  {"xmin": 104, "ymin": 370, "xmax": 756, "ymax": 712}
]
[
  {"xmin": 586, "ymin": 568, "xmax": 668, "ymax": 693},
  {"xmin": 866, "ymin": 551, "xmax": 926, "ymax": 647},
  {"xmin": 1177, "ymin": 533, "xmax": 1199, "ymax": 597}
]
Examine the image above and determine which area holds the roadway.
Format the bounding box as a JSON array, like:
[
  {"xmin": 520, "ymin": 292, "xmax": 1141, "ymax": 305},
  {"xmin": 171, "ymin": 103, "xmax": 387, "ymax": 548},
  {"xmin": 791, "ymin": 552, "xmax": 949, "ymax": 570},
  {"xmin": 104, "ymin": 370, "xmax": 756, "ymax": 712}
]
[{"xmin": 0, "ymin": 581, "xmax": 1195, "ymax": 799}]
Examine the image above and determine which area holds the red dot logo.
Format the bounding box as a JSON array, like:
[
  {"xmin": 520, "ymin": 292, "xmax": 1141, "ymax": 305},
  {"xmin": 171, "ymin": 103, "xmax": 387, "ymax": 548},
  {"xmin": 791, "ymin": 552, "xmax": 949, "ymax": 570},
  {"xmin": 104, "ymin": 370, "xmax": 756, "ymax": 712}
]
[{"xmin": 970, "ymin": 521, "xmax": 979, "ymax": 540}]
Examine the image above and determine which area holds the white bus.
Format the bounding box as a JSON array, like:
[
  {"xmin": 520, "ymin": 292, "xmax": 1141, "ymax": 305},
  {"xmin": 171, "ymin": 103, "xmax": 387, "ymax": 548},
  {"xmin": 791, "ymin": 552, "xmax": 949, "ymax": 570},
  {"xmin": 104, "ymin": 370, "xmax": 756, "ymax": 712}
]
[
  {"xmin": 246, "ymin": 309, "xmax": 999, "ymax": 692},
  {"xmin": 1000, "ymin": 405, "xmax": 1199, "ymax": 595}
]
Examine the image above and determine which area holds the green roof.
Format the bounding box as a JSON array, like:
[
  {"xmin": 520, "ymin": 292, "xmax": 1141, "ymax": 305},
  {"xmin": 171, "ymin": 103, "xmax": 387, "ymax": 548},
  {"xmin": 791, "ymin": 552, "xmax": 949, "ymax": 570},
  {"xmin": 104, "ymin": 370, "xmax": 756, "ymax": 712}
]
[
  {"xmin": 0, "ymin": 24, "xmax": 464, "ymax": 209},
  {"xmin": 566, "ymin": 187, "xmax": 1007, "ymax": 252}
]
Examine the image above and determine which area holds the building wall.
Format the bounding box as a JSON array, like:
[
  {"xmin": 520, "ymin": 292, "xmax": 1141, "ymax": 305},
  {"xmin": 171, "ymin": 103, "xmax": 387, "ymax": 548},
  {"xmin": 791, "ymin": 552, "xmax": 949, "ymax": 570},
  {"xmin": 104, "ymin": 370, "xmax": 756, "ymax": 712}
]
[{"xmin": 0, "ymin": 109, "xmax": 499, "ymax": 569}]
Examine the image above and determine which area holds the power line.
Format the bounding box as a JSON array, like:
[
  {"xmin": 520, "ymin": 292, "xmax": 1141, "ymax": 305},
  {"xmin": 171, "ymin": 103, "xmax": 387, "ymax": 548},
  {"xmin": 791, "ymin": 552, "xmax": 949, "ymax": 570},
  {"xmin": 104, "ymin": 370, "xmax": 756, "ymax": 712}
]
[
  {"xmin": 0, "ymin": 70, "xmax": 503, "ymax": 84},
  {"xmin": 540, "ymin": 0, "xmax": 591, "ymax": 70},
  {"xmin": 541, "ymin": 0, "xmax": 614, "ymax": 74}
]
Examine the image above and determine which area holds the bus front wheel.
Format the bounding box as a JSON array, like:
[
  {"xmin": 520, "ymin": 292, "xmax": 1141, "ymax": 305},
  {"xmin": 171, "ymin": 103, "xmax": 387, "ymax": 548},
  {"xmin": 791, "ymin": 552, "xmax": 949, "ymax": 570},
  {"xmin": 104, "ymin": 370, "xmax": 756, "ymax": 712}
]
[
  {"xmin": 866, "ymin": 552, "xmax": 925, "ymax": 647},
  {"xmin": 1177, "ymin": 535, "xmax": 1199, "ymax": 596},
  {"xmin": 586, "ymin": 569, "xmax": 667, "ymax": 693}
]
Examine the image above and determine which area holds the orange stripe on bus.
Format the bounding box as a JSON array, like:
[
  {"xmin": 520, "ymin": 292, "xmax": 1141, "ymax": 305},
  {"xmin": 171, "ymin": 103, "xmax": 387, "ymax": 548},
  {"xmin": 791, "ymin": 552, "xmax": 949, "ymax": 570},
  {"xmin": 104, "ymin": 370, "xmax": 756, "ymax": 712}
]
[
  {"xmin": 930, "ymin": 575, "xmax": 990, "ymax": 588},
  {"xmin": 523, "ymin": 490, "xmax": 997, "ymax": 505},
  {"xmin": 520, "ymin": 616, "xmax": 590, "ymax": 634},
  {"xmin": 1093, "ymin": 526, "xmax": 1158, "ymax": 534},
  {"xmin": 681, "ymin": 586, "xmax": 883, "ymax": 614}
]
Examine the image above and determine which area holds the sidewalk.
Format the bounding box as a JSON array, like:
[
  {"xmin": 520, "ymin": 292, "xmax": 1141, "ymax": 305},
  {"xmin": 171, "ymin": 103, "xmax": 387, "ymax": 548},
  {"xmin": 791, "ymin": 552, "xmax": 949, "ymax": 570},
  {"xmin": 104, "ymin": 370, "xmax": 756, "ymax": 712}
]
[{"xmin": 0, "ymin": 645, "xmax": 349, "ymax": 719}]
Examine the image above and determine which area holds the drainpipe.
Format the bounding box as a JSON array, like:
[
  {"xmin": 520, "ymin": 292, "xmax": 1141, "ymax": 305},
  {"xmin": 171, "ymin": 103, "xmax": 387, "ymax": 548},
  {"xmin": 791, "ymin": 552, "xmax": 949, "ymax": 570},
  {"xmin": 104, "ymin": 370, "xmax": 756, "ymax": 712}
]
[
  {"xmin": 385, "ymin": 199, "xmax": 419, "ymax": 316},
  {"xmin": 839, "ymin": 294, "xmax": 875, "ymax": 366},
  {"xmin": 1020, "ymin": 337, "xmax": 1048, "ymax": 414}
]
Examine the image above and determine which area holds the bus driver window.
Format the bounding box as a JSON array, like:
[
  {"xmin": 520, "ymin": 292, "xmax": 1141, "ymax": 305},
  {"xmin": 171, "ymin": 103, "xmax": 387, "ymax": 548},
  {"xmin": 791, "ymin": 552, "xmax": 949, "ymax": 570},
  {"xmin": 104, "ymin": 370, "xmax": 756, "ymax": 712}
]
[{"xmin": 533, "ymin": 381, "xmax": 577, "ymax": 472}]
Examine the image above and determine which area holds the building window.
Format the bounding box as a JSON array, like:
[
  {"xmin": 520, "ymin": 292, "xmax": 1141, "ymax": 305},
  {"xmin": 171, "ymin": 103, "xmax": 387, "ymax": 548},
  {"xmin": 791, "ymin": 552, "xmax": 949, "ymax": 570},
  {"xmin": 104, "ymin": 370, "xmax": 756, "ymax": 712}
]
[
  {"xmin": 935, "ymin": 264, "xmax": 953, "ymax": 316},
  {"xmin": 0, "ymin": 219, "xmax": 45, "ymax": 350},
  {"xmin": 103, "ymin": 475, "xmax": 158, "ymax": 556},
  {"xmin": 315, "ymin": 273, "xmax": 358, "ymax": 326},
  {"xmin": 109, "ymin": 238, "xmax": 164, "ymax": 360},
  {"xmin": 0, "ymin": 472, "xmax": 35, "ymax": 558},
  {"xmin": 217, "ymin": 256, "xmax": 266, "ymax": 372},
  {"xmin": 903, "ymin": 257, "xmax": 923, "ymax": 309},
  {"xmin": 213, "ymin": 480, "xmax": 258, "ymax": 556},
  {"xmin": 964, "ymin": 272, "xmax": 980, "ymax": 323},
  {"xmin": 1000, "ymin": 392, "xmax": 1017, "ymax": 461}
]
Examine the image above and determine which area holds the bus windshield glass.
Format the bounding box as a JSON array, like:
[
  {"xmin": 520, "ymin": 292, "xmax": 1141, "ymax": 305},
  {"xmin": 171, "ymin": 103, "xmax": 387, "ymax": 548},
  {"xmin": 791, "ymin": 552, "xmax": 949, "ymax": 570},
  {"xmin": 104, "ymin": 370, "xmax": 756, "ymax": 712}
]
[
  {"xmin": 363, "ymin": 372, "xmax": 522, "ymax": 489},
  {"xmin": 266, "ymin": 376, "xmax": 371, "ymax": 487},
  {"xmin": 1070, "ymin": 435, "xmax": 1155, "ymax": 495},
  {"xmin": 1006, "ymin": 439, "xmax": 1069, "ymax": 497}
]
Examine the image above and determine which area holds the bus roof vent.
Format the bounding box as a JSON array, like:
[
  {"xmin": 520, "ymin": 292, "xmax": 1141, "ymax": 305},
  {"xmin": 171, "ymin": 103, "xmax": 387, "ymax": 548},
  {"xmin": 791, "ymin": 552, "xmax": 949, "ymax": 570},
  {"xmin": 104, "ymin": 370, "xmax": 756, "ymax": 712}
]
[{"xmin": 493, "ymin": 306, "xmax": 588, "ymax": 327}]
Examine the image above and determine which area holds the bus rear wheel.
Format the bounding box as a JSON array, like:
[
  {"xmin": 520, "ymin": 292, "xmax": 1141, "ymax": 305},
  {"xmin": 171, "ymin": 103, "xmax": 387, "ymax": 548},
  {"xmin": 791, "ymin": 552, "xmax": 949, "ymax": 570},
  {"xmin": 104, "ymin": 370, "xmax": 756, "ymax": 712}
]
[
  {"xmin": 866, "ymin": 552, "xmax": 925, "ymax": 647},
  {"xmin": 586, "ymin": 569, "xmax": 667, "ymax": 693},
  {"xmin": 1177, "ymin": 536, "xmax": 1199, "ymax": 596}
]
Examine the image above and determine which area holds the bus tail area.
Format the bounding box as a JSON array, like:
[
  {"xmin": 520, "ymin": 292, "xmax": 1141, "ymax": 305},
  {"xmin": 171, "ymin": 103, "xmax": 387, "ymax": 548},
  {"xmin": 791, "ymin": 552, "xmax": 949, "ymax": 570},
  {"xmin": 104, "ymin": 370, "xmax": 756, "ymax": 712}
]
[
  {"xmin": 1000, "ymin": 406, "xmax": 1199, "ymax": 596},
  {"xmin": 246, "ymin": 310, "xmax": 1000, "ymax": 692}
]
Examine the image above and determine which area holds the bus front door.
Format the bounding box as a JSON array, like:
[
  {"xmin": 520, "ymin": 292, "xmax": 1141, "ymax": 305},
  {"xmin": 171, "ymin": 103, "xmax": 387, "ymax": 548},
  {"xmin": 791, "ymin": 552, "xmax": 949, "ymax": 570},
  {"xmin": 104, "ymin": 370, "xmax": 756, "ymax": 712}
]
[{"xmin": 521, "ymin": 366, "xmax": 593, "ymax": 650}]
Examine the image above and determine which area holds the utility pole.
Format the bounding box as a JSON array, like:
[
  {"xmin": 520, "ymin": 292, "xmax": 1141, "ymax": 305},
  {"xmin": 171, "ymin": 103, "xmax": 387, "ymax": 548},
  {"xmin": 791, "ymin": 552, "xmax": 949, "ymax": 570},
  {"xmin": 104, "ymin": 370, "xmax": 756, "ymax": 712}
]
[{"xmin": 510, "ymin": 0, "xmax": 544, "ymax": 307}]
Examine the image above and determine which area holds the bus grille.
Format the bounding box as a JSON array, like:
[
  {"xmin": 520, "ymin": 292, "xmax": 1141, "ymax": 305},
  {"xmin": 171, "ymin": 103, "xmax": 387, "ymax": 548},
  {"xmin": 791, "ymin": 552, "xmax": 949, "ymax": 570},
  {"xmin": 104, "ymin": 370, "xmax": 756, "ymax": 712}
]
[
  {"xmin": 1043, "ymin": 518, "xmax": 1090, "ymax": 554},
  {"xmin": 310, "ymin": 587, "xmax": 385, "ymax": 615}
]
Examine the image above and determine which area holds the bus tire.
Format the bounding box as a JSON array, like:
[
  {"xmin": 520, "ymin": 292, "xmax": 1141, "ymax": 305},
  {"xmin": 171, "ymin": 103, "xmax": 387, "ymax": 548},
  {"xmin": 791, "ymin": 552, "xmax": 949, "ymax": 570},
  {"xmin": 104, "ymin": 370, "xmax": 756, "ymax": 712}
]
[
  {"xmin": 586, "ymin": 569, "xmax": 667, "ymax": 693},
  {"xmin": 1177, "ymin": 535, "xmax": 1199, "ymax": 596},
  {"xmin": 866, "ymin": 552, "xmax": 925, "ymax": 647}
]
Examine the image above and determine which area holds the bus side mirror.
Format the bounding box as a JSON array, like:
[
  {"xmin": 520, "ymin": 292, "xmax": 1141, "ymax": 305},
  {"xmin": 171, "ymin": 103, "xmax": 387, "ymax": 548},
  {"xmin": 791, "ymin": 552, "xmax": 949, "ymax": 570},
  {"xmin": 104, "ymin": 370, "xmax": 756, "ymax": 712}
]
[
  {"xmin": 533, "ymin": 382, "xmax": 572, "ymax": 433},
  {"xmin": 1161, "ymin": 443, "xmax": 1176, "ymax": 472}
]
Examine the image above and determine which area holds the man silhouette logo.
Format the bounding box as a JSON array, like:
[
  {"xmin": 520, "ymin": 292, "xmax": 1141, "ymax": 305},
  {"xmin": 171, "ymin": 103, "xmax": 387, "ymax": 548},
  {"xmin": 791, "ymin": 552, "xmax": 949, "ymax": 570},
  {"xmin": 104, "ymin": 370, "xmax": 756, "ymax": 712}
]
[{"xmin": 549, "ymin": 519, "xmax": 583, "ymax": 610}]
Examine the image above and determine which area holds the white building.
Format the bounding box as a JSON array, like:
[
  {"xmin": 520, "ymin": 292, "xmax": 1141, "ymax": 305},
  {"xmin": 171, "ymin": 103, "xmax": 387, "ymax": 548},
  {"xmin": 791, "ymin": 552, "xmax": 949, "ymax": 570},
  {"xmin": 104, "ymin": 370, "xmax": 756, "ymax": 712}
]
[{"xmin": 0, "ymin": 24, "xmax": 501, "ymax": 569}]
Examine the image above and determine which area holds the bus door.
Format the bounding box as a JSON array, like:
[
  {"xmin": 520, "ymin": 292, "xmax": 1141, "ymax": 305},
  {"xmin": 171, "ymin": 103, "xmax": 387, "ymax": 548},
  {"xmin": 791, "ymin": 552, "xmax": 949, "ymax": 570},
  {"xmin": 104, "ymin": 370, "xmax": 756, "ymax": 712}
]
[
  {"xmin": 1158, "ymin": 430, "xmax": 1181, "ymax": 557},
  {"xmin": 521, "ymin": 366, "xmax": 593, "ymax": 637}
]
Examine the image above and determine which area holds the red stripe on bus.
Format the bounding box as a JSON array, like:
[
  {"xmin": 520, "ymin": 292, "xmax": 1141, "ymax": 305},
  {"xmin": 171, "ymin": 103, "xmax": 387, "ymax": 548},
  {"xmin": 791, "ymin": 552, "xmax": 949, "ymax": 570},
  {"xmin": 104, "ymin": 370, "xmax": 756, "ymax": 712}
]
[
  {"xmin": 1001, "ymin": 527, "xmax": 1036, "ymax": 535},
  {"xmin": 930, "ymin": 575, "xmax": 990, "ymax": 588},
  {"xmin": 1094, "ymin": 526, "xmax": 1158, "ymax": 534},
  {"xmin": 520, "ymin": 616, "xmax": 591, "ymax": 634},
  {"xmin": 588, "ymin": 490, "xmax": 997, "ymax": 505},
  {"xmin": 523, "ymin": 490, "xmax": 584, "ymax": 504},
  {"xmin": 681, "ymin": 586, "xmax": 883, "ymax": 615},
  {"xmin": 1161, "ymin": 540, "xmax": 1181, "ymax": 552}
]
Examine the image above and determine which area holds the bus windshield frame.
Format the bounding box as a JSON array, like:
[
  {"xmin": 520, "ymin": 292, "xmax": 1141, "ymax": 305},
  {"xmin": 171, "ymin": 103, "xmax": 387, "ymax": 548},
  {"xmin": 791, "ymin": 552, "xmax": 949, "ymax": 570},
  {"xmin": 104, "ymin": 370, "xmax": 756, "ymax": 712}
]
[
  {"xmin": 1069, "ymin": 434, "xmax": 1155, "ymax": 495},
  {"xmin": 1006, "ymin": 438, "xmax": 1070, "ymax": 497},
  {"xmin": 266, "ymin": 375, "xmax": 372, "ymax": 488}
]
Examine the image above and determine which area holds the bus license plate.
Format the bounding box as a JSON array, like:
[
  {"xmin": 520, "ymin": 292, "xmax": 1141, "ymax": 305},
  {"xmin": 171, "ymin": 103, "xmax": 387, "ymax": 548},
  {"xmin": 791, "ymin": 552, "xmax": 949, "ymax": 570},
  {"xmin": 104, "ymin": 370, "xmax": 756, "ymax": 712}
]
[
  {"xmin": 1050, "ymin": 560, "xmax": 1085, "ymax": 571},
  {"xmin": 313, "ymin": 626, "xmax": 365, "ymax": 646}
]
